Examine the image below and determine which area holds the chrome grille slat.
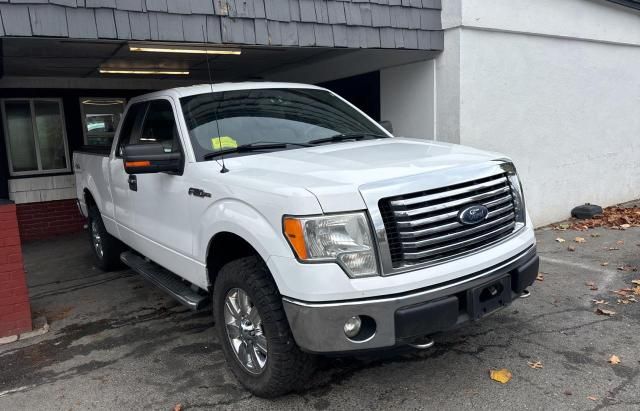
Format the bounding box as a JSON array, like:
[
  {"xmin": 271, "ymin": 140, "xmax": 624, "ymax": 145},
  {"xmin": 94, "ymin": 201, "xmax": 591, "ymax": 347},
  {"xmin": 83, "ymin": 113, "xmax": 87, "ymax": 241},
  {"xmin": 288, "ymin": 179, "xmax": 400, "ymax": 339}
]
[
  {"xmin": 401, "ymin": 213, "xmax": 516, "ymax": 249},
  {"xmin": 393, "ymin": 186, "xmax": 511, "ymax": 217},
  {"xmin": 389, "ymin": 176, "xmax": 508, "ymax": 207},
  {"xmin": 378, "ymin": 172, "xmax": 518, "ymax": 270},
  {"xmin": 402, "ymin": 223, "xmax": 516, "ymax": 260}
]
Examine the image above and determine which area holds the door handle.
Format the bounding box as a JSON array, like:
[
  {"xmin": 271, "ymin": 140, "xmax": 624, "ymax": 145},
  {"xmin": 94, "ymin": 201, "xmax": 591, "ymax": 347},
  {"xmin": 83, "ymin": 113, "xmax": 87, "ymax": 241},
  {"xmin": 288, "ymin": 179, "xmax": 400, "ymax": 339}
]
[{"xmin": 128, "ymin": 175, "xmax": 137, "ymax": 191}]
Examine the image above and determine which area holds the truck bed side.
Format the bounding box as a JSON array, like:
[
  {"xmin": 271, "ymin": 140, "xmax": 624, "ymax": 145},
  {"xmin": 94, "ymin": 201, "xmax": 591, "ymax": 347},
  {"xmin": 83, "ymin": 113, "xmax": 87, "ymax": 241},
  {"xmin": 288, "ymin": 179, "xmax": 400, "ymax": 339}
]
[{"xmin": 74, "ymin": 147, "xmax": 117, "ymax": 235}]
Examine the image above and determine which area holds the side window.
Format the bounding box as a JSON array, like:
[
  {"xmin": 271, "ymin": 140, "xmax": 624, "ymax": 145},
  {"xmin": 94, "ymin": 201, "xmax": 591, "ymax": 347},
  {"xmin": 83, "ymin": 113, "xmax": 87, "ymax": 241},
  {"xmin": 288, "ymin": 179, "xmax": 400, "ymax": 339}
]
[
  {"xmin": 116, "ymin": 102, "xmax": 146, "ymax": 156},
  {"xmin": 134, "ymin": 100, "xmax": 181, "ymax": 153}
]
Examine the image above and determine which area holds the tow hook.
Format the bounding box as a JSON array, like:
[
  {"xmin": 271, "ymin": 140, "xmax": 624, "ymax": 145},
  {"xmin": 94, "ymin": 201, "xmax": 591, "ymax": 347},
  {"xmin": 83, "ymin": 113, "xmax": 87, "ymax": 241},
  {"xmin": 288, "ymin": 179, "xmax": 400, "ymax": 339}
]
[
  {"xmin": 520, "ymin": 289, "xmax": 531, "ymax": 299},
  {"xmin": 409, "ymin": 337, "xmax": 435, "ymax": 350}
]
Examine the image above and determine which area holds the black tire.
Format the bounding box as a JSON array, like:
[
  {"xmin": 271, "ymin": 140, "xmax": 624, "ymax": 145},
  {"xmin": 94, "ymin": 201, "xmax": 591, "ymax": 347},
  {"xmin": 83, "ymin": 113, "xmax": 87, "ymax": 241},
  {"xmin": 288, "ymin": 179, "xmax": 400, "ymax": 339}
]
[
  {"xmin": 87, "ymin": 207, "xmax": 127, "ymax": 271},
  {"xmin": 213, "ymin": 256, "xmax": 315, "ymax": 397}
]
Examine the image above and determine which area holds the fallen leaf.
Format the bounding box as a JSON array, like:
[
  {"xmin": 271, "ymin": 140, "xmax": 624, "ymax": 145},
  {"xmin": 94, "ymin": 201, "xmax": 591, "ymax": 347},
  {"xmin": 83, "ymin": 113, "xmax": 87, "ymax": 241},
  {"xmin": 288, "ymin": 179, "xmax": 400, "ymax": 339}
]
[
  {"xmin": 608, "ymin": 247, "xmax": 620, "ymax": 251},
  {"xmin": 591, "ymin": 233, "xmax": 601, "ymax": 238},
  {"xmin": 595, "ymin": 308, "xmax": 616, "ymax": 316},
  {"xmin": 632, "ymin": 280, "xmax": 640, "ymax": 285},
  {"xmin": 567, "ymin": 245, "xmax": 576, "ymax": 252},
  {"xmin": 527, "ymin": 360, "xmax": 543, "ymax": 369},
  {"xmin": 173, "ymin": 404, "xmax": 183, "ymax": 411},
  {"xmin": 617, "ymin": 240, "xmax": 625, "ymax": 245},
  {"xmin": 608, "ymin": 355, "xmax": 621, "ymax": 364},
  {"xmin": 556, "ymin": 238, "xmax": 566, "ymax": 243},
  {"xmin": 536, "ymin": 273, "xmax": 544, "ymax": 281},
  {"xmin": 592, "ymin": 299, "xmax": 607, "ymax": 304},
  {"xmin": 588, "ymin": 396, "xmax": 598, "ymax": 401},
  {"xmin": 601, "ymin": 262, "xmax": 609, "ymax": 266},
  {"xmin": 575, "ymin": 237, "xmax": 586, "ymax": 243},
  {"xmin": 620, "ymin": 224, "xmax": 631, "ymax": 229},
  {"xmin": 489, "ymin": 368, "xmax": 512, "ymax": 384}
]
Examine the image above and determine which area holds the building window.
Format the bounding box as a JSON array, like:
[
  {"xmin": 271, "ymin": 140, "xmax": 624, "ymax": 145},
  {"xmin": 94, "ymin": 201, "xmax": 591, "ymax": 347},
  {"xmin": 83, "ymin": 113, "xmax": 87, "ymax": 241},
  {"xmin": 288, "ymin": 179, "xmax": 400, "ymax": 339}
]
[
  {"xmin": 80, "ymin": 98, "xmax": 126, "ymax": 146},
  {"xmin": 1, "ymin": 99, "xmax": 70, "ymax": 176}
]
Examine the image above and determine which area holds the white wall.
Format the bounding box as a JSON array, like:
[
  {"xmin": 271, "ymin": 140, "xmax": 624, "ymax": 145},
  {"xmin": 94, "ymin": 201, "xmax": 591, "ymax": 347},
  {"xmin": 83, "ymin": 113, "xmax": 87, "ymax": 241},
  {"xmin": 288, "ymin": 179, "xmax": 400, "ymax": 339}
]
[
  {"xmin": 380, "ymin": 60, "xmax": 435, "ymax": 139},
  {"xmin": 434, "ymin": 0, "xmax": 640, "ymax": 226}
]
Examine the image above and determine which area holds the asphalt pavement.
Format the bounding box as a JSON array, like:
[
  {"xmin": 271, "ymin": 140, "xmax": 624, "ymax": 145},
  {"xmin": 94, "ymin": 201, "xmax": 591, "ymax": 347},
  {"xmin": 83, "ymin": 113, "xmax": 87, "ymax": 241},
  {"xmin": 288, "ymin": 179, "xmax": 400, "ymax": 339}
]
[{"xmin": 0, "ymin": 225, "xmax": 638, "ymax": 410}]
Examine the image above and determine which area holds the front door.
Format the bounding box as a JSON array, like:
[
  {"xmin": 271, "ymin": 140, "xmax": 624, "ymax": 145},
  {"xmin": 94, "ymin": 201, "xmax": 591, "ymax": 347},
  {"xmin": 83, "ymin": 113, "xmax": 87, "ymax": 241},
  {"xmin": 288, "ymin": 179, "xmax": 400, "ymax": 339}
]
[{"xmin": 124, "ymin": 98, "xmax": 196, "ymax": 283}]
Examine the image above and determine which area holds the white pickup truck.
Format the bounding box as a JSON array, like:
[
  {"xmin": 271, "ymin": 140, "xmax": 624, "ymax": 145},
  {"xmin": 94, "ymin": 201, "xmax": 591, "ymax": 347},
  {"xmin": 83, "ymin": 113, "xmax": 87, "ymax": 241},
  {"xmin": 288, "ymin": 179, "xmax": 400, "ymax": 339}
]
[{"xmin": 74, "ymin": 82, "xmax": 538, "ymax": 397}]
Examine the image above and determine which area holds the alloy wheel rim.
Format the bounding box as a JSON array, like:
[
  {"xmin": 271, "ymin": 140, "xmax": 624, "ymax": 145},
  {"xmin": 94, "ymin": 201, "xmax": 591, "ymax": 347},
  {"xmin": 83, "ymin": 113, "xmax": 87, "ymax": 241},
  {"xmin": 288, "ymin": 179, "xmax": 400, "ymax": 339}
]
[
  {"xmin": 223, "ymin": 288, "xmax": 268, "ymax": 374},
  {"xmin": 91, "ymin": 221, "xmax": 104, "ymax": 259}
]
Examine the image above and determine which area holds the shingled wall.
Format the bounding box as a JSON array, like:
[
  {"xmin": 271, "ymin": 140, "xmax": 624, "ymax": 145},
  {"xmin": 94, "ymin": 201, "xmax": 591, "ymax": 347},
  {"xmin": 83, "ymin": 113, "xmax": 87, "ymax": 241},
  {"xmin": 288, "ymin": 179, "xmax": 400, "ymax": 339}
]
[{"xmin": 0, "ymin": 0, "xmax": 443, "ymax": 49}]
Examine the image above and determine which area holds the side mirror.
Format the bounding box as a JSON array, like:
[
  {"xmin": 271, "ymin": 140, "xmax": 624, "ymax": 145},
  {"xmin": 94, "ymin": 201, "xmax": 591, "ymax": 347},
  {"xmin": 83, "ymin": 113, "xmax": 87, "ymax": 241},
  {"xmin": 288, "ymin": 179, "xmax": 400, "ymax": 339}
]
[
  {"xmin": 379, "ymin": 120, "xmax": 393, "ymax": 134},
  {"xmin": 122, "ymin": 143, "xmax": 183, "ymax": 175}
]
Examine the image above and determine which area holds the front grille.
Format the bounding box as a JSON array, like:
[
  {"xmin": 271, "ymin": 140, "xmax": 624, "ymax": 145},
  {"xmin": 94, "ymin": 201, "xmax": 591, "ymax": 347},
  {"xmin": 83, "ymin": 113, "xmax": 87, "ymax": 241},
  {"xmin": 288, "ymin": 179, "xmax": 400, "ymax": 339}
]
[{"xmin": 379, "ymin": 173, "xmax": 517, "ymax": 269}]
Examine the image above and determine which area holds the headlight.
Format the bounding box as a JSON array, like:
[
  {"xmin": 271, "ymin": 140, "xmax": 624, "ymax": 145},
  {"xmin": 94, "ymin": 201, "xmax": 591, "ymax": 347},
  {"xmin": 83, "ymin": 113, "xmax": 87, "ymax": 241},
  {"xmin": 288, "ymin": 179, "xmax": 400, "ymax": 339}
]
[
  {"xmin": 503, "ymin": 163, "xmax": 526, "ymax": 224},
  {"xmin": 283, "ymin": 212, "xmax": 379, "ymax": 278}
]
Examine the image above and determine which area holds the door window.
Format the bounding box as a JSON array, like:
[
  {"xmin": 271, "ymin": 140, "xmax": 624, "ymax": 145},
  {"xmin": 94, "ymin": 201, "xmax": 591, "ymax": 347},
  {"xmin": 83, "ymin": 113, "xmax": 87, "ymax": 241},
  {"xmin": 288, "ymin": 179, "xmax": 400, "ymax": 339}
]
[
  {"xmin": 116, "ymin": 102, "xmax": 146, "ymax": 157},
  {"xmin": 135, "ymin": 100, "xmax": 181, "ymax": 153}
]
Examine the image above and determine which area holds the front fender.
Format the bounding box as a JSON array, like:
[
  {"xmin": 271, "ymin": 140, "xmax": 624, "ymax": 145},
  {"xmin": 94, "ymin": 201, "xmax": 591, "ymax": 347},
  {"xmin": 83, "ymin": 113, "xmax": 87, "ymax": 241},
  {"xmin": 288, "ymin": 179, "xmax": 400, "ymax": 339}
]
[{"xmin": 194, "ymin": 198, "xmax": 298, "ymax": 287}]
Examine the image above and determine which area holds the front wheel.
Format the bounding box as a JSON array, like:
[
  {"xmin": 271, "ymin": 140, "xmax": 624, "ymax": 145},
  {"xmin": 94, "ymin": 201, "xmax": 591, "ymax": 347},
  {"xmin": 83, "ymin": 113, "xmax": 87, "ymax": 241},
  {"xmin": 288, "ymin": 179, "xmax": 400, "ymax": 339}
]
[{"xmin": 213, "ymin": 256, "xmax": 315, "ymax": 397}]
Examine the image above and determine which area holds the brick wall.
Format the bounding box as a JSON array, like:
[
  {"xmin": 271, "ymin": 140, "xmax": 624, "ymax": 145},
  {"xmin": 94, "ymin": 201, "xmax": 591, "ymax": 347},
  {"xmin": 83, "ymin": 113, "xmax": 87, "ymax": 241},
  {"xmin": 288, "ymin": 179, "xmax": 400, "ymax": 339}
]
[
  {"xmin": 0, "ymin": 202, "xmax": 32, "ymax": 338},
  {"xmin": 16, "ymin": 199, "xmax": 86, "ymax": 242}
]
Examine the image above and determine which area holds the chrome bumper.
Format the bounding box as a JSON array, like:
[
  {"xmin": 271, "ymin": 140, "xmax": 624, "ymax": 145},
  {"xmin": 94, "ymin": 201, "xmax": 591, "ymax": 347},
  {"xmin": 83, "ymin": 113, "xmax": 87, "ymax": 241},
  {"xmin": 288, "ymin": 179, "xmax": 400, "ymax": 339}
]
[{"xmin": 282, "ymin": 245, "xmax": 538, "ymax": 353}]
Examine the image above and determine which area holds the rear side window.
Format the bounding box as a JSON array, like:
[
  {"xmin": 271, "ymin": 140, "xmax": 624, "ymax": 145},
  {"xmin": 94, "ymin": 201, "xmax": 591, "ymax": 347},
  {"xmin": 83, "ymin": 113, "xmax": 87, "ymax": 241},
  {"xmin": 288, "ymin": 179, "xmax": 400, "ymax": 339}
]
[{"xmin": 116, "ymin": 102, "xmax": 146, "ymax": 156}]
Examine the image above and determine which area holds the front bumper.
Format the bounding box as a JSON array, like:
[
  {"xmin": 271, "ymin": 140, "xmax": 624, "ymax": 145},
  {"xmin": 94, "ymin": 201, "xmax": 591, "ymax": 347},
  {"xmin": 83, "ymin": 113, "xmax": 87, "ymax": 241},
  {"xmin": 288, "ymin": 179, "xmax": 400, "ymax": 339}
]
[{"xmin": 282, "ymin": 245, "xmax": 538, "ymax": 353}]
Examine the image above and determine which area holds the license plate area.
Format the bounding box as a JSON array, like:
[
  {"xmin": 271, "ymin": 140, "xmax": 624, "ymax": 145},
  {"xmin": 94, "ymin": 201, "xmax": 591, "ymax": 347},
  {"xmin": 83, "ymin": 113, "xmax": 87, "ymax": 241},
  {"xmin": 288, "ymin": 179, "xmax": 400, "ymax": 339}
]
[{"xmin": 467, "ymin": 275, "xmax": 512, "ymax": 321}]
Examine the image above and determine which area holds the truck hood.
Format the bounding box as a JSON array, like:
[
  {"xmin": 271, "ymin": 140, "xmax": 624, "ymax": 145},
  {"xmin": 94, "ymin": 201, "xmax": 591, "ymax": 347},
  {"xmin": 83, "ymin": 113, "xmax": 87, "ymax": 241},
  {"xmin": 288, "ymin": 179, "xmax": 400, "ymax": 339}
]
[{"xmin": 224, "ymin": 137, "xmax": 507, "ymax": 212}]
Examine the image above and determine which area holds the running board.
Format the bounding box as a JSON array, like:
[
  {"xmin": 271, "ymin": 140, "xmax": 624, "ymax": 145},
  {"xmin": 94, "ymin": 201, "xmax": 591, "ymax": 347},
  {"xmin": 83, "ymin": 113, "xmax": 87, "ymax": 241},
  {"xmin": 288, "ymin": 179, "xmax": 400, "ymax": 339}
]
[{"xmin": 120, "ymin": 251, "xmax": 210, "ymax": 310}]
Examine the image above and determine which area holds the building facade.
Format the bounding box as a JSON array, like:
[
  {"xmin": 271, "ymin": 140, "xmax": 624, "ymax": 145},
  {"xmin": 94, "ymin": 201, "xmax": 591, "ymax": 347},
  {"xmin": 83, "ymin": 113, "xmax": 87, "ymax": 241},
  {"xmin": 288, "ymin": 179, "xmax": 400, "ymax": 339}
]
[{"xmin": 0, "ymin": 0, "xmax": 638, "ymax": 242}]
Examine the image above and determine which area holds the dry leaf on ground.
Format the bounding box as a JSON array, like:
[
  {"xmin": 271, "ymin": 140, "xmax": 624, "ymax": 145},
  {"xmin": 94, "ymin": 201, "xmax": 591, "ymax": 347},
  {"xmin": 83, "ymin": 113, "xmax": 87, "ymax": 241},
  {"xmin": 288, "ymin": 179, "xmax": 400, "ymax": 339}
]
[
  {"xmin": 588, "ymin": 396, "xmax": 598, "ymax": 401},
  {"xmin": 556, "ymin": 237, "xmax": 566, "ymax": 243},
  {"xmin": 595, "ymin": 308, "xmax": 616, "ymax": 316},
  {"xmin": 632, "ymin": 280, "xmax": 640, "ymax": 285},
  {"xmin": 601, "ymin": 262, "xmax": 609, "ymax": 266},
  {"xmin": 173, "ymin": 404, "xmax": 183, "ymax": 411},
  {"xmin": 527, "ymin": 361, "xmax": 543, "ymax": 369},
  {"xmin": 489, "ymin": 368, "xmax": 512, "ymax": 384},
  {"xmin": 552, "ymin": 206, "xmax": 640, "ymax": 230},
  {"xmin": 592, "ymin": 299, "xmax": 607, "ymax": 304},
  {"xmin": 585, "ymin": 281, "xmax": 598, "ymax": 290},
  {"xmin": 536, "ymin": 273, "xmax": 544, "ymax": 281},
  {"xmin": 575, "ymin": 237, "xmax": 586, "ymax": 243},
  {"xmin": 568, "ymin": 245, "xmax": 576, "ymax": 252}
]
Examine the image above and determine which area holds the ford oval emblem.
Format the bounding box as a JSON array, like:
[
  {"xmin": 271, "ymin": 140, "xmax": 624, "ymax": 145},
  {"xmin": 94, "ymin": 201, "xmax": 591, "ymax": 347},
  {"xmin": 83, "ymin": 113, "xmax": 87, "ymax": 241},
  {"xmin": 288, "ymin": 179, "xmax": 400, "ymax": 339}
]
[{"xmin": 458, "ymin": 204, "xmax": 489, "ymax": 225}]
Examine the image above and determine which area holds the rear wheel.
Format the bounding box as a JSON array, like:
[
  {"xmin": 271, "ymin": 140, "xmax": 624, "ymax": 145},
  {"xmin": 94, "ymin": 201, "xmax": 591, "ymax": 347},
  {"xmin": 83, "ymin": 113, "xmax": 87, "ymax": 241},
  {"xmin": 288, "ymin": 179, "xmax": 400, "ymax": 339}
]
[
  {"xmin": 87, "ymin": 207, "xmax": 126, "ymax": 271},
  {"xmin": 213, "ymin": 256, "xmax": 315, "ymax": 397}
]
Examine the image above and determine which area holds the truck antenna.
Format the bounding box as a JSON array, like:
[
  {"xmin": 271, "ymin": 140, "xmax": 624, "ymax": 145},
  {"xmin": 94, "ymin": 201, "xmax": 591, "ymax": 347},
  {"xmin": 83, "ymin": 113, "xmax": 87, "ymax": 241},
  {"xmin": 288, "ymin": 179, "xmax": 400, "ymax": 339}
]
[{"xmin": 202, "ymin": 25, "xmax": 228, "ymax": 173}]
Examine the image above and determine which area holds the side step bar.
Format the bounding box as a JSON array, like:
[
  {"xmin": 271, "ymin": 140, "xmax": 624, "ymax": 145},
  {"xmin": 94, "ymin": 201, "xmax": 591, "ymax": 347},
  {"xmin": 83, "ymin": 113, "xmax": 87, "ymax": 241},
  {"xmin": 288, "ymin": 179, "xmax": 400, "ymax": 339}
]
[{"xmin": 120, "ymin": 251, "xmax": 210, "ymax": 310}]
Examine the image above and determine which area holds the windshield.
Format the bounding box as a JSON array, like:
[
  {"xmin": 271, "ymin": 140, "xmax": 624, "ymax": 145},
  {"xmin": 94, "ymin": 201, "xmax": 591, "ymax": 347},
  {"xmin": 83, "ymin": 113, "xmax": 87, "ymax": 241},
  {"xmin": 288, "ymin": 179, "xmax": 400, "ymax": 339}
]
[{"xmin": 180, "ymin": 88, "xmax": 387, "ymax": 160}]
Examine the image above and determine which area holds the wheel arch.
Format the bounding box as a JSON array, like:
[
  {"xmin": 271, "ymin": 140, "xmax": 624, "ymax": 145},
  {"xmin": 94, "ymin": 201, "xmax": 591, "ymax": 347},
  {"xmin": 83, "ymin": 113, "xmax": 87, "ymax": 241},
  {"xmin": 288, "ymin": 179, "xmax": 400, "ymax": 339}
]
[{"xmin": 206, "ymin": 231, "xmax": 269, "ymax": 289}]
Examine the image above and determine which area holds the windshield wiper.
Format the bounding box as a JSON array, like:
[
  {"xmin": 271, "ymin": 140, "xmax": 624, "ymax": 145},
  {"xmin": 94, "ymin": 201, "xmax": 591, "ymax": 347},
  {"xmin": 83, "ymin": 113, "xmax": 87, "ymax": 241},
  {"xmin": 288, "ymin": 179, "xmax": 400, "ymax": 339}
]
[
  {"xmin": 203, "ymin": 141, "xmax": 312, "ymax": 160},
  {"xmin": 308, "ymin": 132, "xmax": 389, "ymax": 145}
]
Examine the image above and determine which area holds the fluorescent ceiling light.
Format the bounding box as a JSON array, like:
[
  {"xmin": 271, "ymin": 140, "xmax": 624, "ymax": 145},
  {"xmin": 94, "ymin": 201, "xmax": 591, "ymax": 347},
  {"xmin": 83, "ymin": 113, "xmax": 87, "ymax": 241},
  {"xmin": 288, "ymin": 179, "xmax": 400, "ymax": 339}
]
[
  {"xmin": 129, "ymin": 45, "xmax": 241, "ymax": 55},
  {"xmin": 99, "ymin": 69, "xmax": 189, "ymax": 75},
  {"xmin": 82, "ymin": 99, "xmax": 125, "ymax": 105}
]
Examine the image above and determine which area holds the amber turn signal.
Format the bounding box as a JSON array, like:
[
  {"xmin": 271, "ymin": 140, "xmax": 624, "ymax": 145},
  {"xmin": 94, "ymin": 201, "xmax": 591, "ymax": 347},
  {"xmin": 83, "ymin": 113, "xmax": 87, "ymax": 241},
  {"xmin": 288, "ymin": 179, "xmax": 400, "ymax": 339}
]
[
  {"xmin": 283, "ymin": 218, "xmax": 308, "ymax": 260},
  {"xmin": 125, "ymin": 161, "xmax": 151, "ymax": 167}
]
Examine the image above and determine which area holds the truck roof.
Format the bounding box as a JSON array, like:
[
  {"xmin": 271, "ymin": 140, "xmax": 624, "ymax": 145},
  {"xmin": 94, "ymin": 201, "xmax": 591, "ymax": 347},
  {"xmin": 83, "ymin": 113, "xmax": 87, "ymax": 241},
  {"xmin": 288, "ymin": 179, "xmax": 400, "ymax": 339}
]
[{"xmin": 129, "ymin": 82, "xmax": 326, "ymax": 104}]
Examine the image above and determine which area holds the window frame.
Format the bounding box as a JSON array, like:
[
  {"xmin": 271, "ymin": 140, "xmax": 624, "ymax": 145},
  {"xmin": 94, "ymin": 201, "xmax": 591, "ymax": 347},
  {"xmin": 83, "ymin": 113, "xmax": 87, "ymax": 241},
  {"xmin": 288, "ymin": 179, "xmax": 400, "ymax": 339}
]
[
  {"xmin": 79, "ymin": 97, "xmax": 127, "ymax": 146},
  {"xmin": 1, "ymin": 98, "xmax": 71, "ymax": 177}
]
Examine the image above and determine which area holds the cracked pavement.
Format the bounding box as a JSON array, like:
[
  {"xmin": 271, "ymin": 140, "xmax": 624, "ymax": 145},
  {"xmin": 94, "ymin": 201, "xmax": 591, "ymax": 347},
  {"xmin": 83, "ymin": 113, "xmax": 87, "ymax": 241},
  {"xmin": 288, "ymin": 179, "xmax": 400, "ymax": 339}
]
[{"xmin": 0, "ymin": 225, "xmax": 639, "ymax": 410}]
